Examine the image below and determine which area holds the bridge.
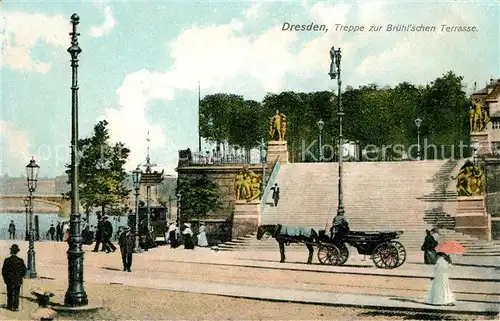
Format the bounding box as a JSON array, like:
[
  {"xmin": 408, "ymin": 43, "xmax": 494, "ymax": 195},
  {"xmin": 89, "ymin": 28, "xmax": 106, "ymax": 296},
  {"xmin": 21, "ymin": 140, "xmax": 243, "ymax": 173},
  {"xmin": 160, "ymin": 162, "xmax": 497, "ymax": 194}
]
[{"xmin": 0, "ymin": 194, "xmax": 70, "ymax": 216}]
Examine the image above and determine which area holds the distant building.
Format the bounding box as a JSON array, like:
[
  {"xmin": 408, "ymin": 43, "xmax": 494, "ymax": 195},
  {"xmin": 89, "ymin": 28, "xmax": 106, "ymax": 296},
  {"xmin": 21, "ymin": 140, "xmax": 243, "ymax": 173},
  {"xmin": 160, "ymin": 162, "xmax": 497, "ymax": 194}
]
[{"xmin": 471, "ymin": 78, "xmax": 500, "ymax": 155}]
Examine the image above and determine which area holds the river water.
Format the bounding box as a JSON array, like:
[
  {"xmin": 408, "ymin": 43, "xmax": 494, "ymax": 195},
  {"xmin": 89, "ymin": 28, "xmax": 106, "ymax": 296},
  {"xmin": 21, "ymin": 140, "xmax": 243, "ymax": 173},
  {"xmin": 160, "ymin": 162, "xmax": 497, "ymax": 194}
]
[{"xmin": 0, "ymin": 212, "xmax": 125, "ymax": 240}]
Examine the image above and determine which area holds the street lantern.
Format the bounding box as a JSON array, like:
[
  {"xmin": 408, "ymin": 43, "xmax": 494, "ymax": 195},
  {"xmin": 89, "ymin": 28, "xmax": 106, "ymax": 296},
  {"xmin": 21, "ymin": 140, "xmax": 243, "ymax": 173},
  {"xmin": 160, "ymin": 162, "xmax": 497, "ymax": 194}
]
[
  {"xmin": 25, "ymin": 157, "xmax": 39, "ymax": 279},
  {"xmin": 317, "ymin": 119, "xmax": 324, "ymax": 162},
  {"xmin": 26, "ymin": 158, "xmax": 40, "ymax": 192},
  {"xmin": 414, "ymin": 118, "xmax": 422, "ymax": 160},
  {"xmin": 132, "ymin": 167, "xmax": 142, "ymax": 252}
]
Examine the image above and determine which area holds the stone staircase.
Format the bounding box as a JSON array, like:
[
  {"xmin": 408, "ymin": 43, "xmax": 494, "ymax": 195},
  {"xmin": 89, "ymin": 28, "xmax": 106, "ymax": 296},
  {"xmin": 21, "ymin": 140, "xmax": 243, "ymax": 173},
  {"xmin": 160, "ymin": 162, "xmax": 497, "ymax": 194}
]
[{"xmin": 213, "ymin": 160, "xmax": 500, "ymax": 256}]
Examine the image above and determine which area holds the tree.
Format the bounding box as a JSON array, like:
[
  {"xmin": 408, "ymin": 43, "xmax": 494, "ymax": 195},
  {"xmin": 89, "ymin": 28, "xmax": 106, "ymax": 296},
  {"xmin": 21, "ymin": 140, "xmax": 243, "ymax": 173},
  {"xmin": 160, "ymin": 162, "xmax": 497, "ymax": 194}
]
[
  {"xmin": 176, "ymin": 174, "xmax": 222, "ymax": 223},
  {"xmin": 65, "ymin": 120, "xmax": 131, "ymax": 217}
]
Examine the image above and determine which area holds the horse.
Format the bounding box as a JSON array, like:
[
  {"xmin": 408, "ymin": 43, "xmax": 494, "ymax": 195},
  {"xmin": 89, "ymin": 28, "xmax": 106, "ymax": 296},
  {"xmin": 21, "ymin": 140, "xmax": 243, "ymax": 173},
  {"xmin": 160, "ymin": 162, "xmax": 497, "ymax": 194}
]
[{"xmin": 256, "ymin": 224, "xmax": 319, "ymax": 264}]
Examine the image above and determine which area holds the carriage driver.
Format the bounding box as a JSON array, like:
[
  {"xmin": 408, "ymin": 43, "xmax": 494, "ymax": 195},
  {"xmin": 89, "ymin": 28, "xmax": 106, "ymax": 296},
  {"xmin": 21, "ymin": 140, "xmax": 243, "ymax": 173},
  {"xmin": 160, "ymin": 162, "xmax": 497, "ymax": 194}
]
[{"xmin": 331, "ymin": 212, "xmax": 349, "ymax": 243}]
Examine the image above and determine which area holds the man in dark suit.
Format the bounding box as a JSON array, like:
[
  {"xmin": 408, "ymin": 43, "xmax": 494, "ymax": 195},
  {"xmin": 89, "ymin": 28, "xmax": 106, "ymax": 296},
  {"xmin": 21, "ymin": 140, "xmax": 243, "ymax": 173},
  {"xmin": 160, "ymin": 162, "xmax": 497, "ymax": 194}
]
[
  {"xmin": 92, "ymin": 214, "xmax": 104, "ymax": 252},
  {"xmin": 102, "ymin": 216, "xmax": 117, "ymax": 253},
  {"xmin": 118, "ymin": 226, "xmax": 135, "ymax": 272},
  {"xmin": 271, "ymin": 183, "xmax": 280, "ymax": 207},
  {"xmin": 2, "ymin": 244, "xmax": 27, "ymax": 311}
]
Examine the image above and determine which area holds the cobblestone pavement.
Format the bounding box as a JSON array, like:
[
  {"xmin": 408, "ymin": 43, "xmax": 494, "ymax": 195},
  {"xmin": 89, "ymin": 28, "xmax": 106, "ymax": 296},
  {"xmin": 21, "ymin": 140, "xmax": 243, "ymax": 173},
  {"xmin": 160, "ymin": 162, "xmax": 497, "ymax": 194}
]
[
  {"xmin": 0, "ymin": 241, "xmax": 498, "ymax": 320},
  {"xmin": 0, "ymin": 281, "xmax": 496, "ymax": 321}
]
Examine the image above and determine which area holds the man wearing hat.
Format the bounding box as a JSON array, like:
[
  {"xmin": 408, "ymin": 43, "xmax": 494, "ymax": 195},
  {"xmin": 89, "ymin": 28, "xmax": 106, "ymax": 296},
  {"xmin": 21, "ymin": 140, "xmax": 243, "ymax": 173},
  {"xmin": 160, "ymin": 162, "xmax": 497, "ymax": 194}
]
[
  {"xmin": 102, "ymin": 215, "xmax": 117, "ymax": 253},
  {"xmin": 2, "ymin": 244, "xmax": 27, "ymax": 311},
  {"xmin": 118, "ymin": 226, "xmax": 135, "ymax": 272}
]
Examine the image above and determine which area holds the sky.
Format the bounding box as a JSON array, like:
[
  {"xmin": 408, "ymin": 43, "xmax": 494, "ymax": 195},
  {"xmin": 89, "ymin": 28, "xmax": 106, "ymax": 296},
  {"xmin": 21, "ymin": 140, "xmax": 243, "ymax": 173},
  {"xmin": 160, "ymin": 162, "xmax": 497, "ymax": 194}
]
[{"xmin": 1, "ymin": 0, "xmax": 499, "ymax": 178}]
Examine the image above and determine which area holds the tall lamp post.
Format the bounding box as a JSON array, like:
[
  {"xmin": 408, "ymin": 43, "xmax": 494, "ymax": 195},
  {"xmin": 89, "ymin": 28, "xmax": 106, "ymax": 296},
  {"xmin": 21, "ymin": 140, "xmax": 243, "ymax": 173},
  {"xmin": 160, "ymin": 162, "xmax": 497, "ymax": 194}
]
[
  {"xmin": 132, "ymin": 167, "xmax": 142, "ymax": 252},
  {"xmin": 471, "ymin": 140, "xmax": 480, "ymax": 164},
  {"xmin": 328, "ymin": 46, "xmax": 345, "ymax": 218},
  {"xmin": 414, "ymin": 118, "xmax": 422, "ymax": 160},
  {"xmin": 317, "ymin": 119, "xmax": 324, "ymax": 162},
  {"xmin": 260, "ymin": 138, "xmax": 267, "ymax": 193},
  {"xmin": 24, "ymin": 198, "xmax": 29, "ymax": 241},
  {"xmin": 176, "ymin": 193, "xmax": 182, "ymax": 226},
  {"xmin": 25, "ymin": 157, "xmax": 39, "ymax": 279},
  {"xmin": 65, "ymin": 13, "xmax": 88, "ymax": 307}
]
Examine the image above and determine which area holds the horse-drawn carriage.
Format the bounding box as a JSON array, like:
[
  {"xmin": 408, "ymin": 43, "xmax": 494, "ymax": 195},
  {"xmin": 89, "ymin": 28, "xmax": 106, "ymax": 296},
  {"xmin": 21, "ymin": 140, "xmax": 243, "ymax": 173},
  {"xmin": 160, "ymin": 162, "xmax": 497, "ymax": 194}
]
[{"xmin": 257, "ymin": 224, "xmax": 407, "ymax": 269}]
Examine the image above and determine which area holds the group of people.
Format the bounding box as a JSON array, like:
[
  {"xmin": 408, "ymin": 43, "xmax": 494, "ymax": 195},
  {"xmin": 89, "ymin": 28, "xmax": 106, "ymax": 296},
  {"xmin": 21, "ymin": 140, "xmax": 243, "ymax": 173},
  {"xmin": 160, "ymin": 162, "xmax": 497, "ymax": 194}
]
[
  {"xmin": 167, "ymin": 222, "xmax": 209, "ymax": 249},
  {"xmin": 92, "ymin": 215, "xmax": 117, "ymax": 253},
  {"xmin": 421, "ymin": 227, "xmax": 455, "ymax": 306},
  {"xmin": 46, "ymin": 222, "xmax": 69, "ymax": 241}
]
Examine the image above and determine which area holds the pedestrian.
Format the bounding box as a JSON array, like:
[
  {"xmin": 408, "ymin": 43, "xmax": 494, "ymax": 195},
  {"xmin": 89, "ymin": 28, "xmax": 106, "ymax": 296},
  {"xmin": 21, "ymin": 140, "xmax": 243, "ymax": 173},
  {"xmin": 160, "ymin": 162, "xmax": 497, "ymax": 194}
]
[
  {"xmin": 56, "ymin": 222, "xmax": 62, "ymax": 241},
  {"xmin": 2, "ymin": 244, "xmax": 27, "ymax": 311},
  {"xmin": 47, "ymin": 224, "xmax": 56, "ymax": 241},
  {"xmin": 427, "ymin": 252, "xmax": 455, "ymax": 306},
  {"xmin": 102, "ymin": 216, "xmax": 117, "ymax": 253},
  {"xmin": 92, "ymin": 215, "xmax": 104, "ymax": 252},
  {"xmin": 197, "ymin": 222, "xmax": 208, "ymax": 247},
  {"xmin": 182, "ymin": 223, "xmax": 194, "ymax": 250},
  {"xmin": 431, "ymin": 227, "xmax": 441, "ymax": 243},
  {"xmin": 167, "ymin": 222, "xmax": 178, "ymax": 248},
  {"xmin": 421, "ymin": 229, "xmax": 438, "ymax": 264},
  {"xmin": 8, "ymin": 220, "xmax": 16, "ymax": 240},
  {"xmin": 118, "ymin": 226, "xmax": 135, "ymax": 272},
  {"xmin": 271, "ymin": 183, "xmax": 280, "ymax": 207},
  {"xmin": 63, "ymin": 222, "xmax": 70, "ymax": 242}
]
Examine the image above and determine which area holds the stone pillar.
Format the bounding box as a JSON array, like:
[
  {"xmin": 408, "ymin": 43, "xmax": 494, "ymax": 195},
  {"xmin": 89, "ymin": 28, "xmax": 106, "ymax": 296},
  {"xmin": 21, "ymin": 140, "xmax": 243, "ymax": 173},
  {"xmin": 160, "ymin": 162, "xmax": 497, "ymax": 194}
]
[
  {"xmin": 471, "ymin": 131, "xmax": 491, "ymax": 155},
  {"xmin": 267, "ymin": 141, "xmax": 289, "ymax": 164},
  {"xmin": 232, "ymin": 200, "xmax": 261, "ymax": 239},
  {"xmin": 455, "ymin": 196, "xmax": 491, "ymax": 241}
]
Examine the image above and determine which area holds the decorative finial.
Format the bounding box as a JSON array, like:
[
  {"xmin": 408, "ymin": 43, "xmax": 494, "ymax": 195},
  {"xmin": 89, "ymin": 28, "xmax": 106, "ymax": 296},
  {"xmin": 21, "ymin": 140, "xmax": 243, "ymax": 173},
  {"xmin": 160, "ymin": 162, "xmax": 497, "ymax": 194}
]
[{"xmin": 68, "ymin": 14, "xmax": 82, "ymax": 55}]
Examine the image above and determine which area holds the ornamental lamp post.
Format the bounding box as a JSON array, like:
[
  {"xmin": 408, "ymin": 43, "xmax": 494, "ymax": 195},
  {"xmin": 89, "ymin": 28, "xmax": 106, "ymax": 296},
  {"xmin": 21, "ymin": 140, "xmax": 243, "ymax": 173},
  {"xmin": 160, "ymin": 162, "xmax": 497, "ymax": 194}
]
[
  {"xmin": 260, "ymin": 138, "xmax": 267, "ymax": 193},
  {"xmin": 471, "ymin": 139, "xmax": 480, "ymax": 164},
  {"xmin": 328, "ymin": 46, "xmax": 345, "ymax": 222},
  {"xmin": 132, "ymin": 167, "xmax": 142, "ymax": 252},
  {"xmin": 24, "ymin": 197, "xmax": 29, "ymax": 241},
  {"xmin": 414, "ymin": 118, "xmax": 422, "ymax": 160},
  {"xmin": 317, "ymin": 119, "xmax": 324, "ymax": 162},
  {"xmin": 176, "ymin": 193, "xmax": 182, "ymax": 226},
  {"xmin": 64, "ymin": 13, "xmax": 88, "ymax": 307},
  {"xmin": 25, "ymin": 157, "xmax": 39, "ymax": 279}
]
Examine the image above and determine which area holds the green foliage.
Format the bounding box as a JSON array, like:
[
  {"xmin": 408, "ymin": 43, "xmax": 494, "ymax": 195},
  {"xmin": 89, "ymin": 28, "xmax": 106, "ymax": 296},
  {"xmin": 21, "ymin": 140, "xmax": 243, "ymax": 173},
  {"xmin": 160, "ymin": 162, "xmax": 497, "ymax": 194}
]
[
  {"xmin": 198, "ymin": 71, "xmax": 471, "ymax": 161},
  {"xmin": 65, "ymin": 120, "xmax": 131, "ymax": 216},
  {"xmin": 176, "ymin": 174, "xmax": 222, "ymax": 222}
]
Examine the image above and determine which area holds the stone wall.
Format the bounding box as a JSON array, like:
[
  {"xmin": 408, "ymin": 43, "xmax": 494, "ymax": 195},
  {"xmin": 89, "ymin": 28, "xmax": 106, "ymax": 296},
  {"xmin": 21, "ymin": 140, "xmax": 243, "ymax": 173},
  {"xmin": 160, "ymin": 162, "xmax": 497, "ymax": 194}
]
[
  {"xmin": 485, "ymin": 158, "xmax": 500, "ymax": 240},
  {"xmin": 176, "ymin": 164, "xmax": 267, "ymax": 221}
]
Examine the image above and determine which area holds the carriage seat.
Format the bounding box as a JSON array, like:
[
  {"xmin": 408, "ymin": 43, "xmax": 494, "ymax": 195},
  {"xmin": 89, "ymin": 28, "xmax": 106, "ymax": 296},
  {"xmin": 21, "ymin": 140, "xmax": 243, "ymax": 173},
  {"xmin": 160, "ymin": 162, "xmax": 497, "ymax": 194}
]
[{"xmin": 347, "ymin": 231, "xmax": 403, "ymax": 239}]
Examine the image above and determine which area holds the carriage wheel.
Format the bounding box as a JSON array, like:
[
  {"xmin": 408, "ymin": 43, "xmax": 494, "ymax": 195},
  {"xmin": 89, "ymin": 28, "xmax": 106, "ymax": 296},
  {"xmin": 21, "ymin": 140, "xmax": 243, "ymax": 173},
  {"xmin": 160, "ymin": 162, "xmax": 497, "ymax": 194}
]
[
  {"xmin": 317, "ymin": 244, "xmax": 340, "ymax": 265},
  {"xmin": 372, "ymin": 242, "xmax": 399, "ymax": 269},
  {"xmin": 392, "ymin": 241, "xmax": 406, "ymax": 268},
  {"xmin": 337, "ymin": 242, "xmax": 349, "ymax": 265}
]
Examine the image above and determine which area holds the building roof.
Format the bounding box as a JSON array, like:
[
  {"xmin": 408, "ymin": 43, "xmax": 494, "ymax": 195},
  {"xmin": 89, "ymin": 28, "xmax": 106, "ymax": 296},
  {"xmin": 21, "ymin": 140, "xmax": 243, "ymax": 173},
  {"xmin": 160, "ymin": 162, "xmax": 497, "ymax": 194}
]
[{"xmin": 472, "ymin": 79, "xmax": 500, "ymax": 101}]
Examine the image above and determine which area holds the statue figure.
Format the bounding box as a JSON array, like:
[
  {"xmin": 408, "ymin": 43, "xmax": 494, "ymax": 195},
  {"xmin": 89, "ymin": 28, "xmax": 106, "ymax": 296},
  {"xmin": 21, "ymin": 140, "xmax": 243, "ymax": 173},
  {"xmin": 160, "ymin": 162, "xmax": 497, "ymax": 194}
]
[
  {"xmin": 268, "ymin": 110, "xmax": 287, "ymax": 141},
  {"xmin": 471, "ymin": 100, "xmax": 490, "ymax": 132},
  {"xmin": 234, "ymin": 170, "xmax": 244, "ymax": 200},
  {"xmin": 234, "ymin": 166, "xmax": 262, "ymax": 201},
  {"xmin": 456, "ymin": 160, "xmax": 485, "ymax": 196}
]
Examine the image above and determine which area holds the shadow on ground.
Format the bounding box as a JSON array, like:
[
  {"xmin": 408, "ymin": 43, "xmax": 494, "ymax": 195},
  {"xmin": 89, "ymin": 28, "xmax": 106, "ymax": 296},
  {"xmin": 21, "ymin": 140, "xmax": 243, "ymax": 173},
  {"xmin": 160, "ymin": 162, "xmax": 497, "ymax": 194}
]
[{"xmin": 360, "ymin": 310, "xmax": 467, "ymax": 320}]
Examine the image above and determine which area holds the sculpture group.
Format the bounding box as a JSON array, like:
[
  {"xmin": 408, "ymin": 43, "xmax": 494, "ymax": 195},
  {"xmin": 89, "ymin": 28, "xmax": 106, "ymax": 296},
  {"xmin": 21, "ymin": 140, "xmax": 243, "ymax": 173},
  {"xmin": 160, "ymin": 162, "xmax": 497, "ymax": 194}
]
[
  {"xmin": 234, "ymin": 167, "xmax": 262, "ymax": 201},
  {"xmin": 456, "ymin": 160, "xmax": 485, "ymax": 196},
  {"xmin": 269, "ymin": 110, "xmax": 287, "ymax": 141},
  {"xmin": 469, "ymin": 100, "xmax": 490, "ymax": 132}
]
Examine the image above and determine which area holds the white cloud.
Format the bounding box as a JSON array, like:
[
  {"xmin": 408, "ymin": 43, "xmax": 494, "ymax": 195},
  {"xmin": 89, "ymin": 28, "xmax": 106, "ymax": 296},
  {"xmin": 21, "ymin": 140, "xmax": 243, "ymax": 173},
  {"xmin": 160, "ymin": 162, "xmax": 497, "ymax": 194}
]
[
  {"xmin": 89, "ymin": 6, "xmax": 116, "ymax": 38},
  {"xmin": 0, "ymin": 122, "xmax": 40, "ymax": 176},
  {"xmin": 104, "ymin": 1, "xmax": 496, "ymax": 174},
  {"xmin": 0, "ymin": 11, "xmax": 69, "ymax": 73},
  {"xmin": 244, "ymin": 1, "xmax": 264, "ymax": 20}
]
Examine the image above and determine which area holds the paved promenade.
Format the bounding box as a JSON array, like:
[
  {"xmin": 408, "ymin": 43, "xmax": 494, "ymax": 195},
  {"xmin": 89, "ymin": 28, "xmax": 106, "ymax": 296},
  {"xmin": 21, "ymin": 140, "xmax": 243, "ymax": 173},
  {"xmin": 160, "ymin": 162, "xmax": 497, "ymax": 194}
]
[{"xmin": 0, "ymin": 241, "xmax": 498, "ymax": 319}]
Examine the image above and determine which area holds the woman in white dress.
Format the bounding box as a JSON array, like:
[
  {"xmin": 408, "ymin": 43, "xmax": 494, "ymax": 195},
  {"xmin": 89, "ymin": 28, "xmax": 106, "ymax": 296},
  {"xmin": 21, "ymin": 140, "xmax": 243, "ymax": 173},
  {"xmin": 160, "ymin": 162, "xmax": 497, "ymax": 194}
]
[
  {"xmin": 197, "ymin": 223, "xmax": 208, "ymax": 247},
  {"xmin": 427, "ymin": 252, "xmax": 455, "ymax": 306}
]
